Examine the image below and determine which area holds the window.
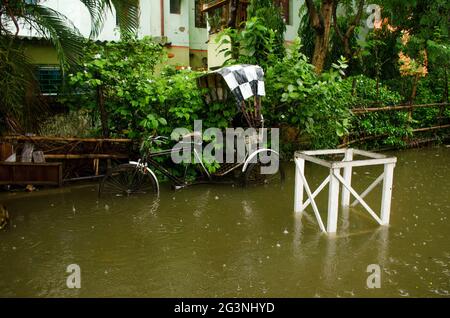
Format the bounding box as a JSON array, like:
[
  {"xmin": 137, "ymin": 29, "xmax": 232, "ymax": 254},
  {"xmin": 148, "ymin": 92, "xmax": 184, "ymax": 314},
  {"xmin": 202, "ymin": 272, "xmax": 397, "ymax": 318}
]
[
  {"xmin": 36, "ymin": 66, "xmax": 62, "ymax": 95},
  {"xmin": 170, "ymin": 0, "xmax": 181, "ymax": 14},
  {"xmin": 195, "ymin": 0, "xmax": 206, "ymax": 28}
]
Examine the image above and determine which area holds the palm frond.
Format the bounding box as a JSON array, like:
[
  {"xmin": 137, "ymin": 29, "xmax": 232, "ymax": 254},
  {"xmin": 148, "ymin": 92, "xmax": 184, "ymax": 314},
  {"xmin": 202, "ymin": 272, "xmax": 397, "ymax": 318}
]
[
  {"xmin": 78, "ymin": 0, "xmax": 109, "ymax": 38},
  {"xmin": 0, "ymin": 36, "xmax": 45, "ymax": 134},
  {"xmin": 23, "ymin": 4, "xmax": 85, "ymax": 68},
  {"xmin": 79, "ymin": 0, "xmax": 140, "ymax": 39},
  {"xmin": 109, "ymin": 0, "xmax": 140, "ymax": 37}
]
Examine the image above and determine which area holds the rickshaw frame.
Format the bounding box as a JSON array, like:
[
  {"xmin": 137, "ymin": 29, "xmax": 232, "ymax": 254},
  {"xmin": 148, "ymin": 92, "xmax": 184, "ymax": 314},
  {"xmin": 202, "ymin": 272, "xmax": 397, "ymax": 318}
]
[{"xmin": 98, "ymin": 65, "xmax": 283, "ymax": 196}]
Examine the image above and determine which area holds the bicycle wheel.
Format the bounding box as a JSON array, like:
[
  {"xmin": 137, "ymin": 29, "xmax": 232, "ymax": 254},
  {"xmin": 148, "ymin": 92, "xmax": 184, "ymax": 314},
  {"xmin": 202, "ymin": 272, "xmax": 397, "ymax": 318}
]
[
  {"xmin": 99, "ymin": 163, "xmax": 158, "ymax": 197},
  {"xmin": 243, "ymin": 162, "xmax": 285, "ymax": 187}
]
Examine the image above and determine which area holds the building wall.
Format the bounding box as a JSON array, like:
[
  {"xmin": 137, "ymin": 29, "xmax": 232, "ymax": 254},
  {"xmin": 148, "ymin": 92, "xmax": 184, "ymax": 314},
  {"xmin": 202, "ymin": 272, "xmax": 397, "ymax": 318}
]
[
  {"xmin": 18, "ymin": 0, "xmax": 120, "ymax": 40},
  {"xmin": 164, "ymin": 0, "xmax": 189, "ymax": 46},
  {"xmin": 188, "ymin": 0, "xmax": 208, "ymax": 69},
  {"xmin": 285, "ymin": 0, "xmax": 302, "ymax": 43},
  {"xmin": 207, "ymin": 33, "xmax": 230, "ymax": 70},
  {"xmin": 166, "ymin": 46, "xmax": 190, "ymax": 67},
  {"xmin": 18, "ymin": 0, "xmax": 303, "ymax": 69},
  {"xmin": 138, "ymin": 0, "xmax": 156, "ymax": 37},
  {"xmin": 23, "ymin": 43, "xmax": 59, "ymax": 65}
]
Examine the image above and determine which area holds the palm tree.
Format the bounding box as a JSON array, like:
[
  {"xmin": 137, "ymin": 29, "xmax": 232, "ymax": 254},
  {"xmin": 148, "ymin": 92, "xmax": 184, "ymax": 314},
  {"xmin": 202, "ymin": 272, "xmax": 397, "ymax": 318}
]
[
  {"xmin": 1, "ymin": 0, "xmax": 139, "ymax": 65},
  {"xmin": 0, "ymin": 0, "xmax": 140, "ymax": 133}
]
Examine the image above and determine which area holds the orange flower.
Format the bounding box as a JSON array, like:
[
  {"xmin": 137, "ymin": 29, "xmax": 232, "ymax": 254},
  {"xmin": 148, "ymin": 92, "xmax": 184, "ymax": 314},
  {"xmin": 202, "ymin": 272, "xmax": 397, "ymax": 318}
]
[
  {"xmin": 374, "ymin": 18, "xmax": 397, "ymax": 32},
  {"xmin": 398, "ymin": 31, "xmax": 428, "ymax": 77}
]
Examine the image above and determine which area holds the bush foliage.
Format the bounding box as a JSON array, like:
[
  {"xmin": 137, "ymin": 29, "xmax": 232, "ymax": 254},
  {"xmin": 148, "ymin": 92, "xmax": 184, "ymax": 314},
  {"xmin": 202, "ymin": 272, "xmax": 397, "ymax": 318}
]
[{"xmin": 53, "ymin": 6, "xmax": 448, "ymax": 154}]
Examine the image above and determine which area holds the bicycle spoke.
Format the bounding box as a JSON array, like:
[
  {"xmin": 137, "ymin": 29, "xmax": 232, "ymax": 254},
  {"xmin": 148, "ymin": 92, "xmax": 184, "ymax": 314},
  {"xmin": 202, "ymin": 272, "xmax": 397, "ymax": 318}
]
[{"xmin": 99, "ymin": 164, "xmax": 157, "ymax": 197}]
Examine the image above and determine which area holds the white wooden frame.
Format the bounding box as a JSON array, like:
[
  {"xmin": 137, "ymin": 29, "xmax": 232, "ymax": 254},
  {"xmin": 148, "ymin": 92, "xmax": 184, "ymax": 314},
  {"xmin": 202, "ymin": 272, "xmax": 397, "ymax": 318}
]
[{"xmin": 294, "ymin": 148, "xmax": 396, "ymax": 233}]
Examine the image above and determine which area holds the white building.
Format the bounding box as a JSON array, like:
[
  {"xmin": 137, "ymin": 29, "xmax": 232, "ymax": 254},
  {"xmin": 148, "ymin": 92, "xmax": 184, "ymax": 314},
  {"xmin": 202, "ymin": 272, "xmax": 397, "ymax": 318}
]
[{"xmin": 19, "ymin": 0, "xmax": 301, "ymax": 93}]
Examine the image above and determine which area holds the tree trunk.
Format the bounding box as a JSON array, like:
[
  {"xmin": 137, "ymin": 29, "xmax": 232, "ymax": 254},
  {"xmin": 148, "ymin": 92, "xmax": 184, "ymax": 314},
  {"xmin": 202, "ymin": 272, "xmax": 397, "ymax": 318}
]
[
  {"xmin": 332, "ymin": 0, "xmax": 365, "ymax": 62},
  {"xmin": 438, "ymin": 68, "xmax": 448, "ymax": 125},
  {"xmin": 410, "ymin": 74, "xmax": 420, "ymax": 105},
  {"xmin": 228, "ymin": 0, "xmax": 239, "ymax": 28},
  {"xmin": 408, "ymin": 74, "xmax": 420, "ymax": 122},
  {"xmin": 312, "ymin": 27, "xmax": 331, "ymax": 73},
  {"xmin": 444, "ymin": 68, "xmax": 449, "ymax": 104},
  {"xmin": 351, "ymin": 77, "xmax": 357, "ymax": 96},
  {"xmin": 97, "ymin": 85, "xmax": 109, "ymax": 138},
  {"xmin": 376, "ymin": 76, "xmax": 380, "ymax": 101},
  {"xmin": 307, "ymin": 0, "xmax": 334, "ymax": 74}
]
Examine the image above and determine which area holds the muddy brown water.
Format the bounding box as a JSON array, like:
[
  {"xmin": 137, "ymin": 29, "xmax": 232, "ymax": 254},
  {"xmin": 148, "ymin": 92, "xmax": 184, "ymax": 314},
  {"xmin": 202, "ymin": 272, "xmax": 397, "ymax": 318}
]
[{"xmin": 0, "ymin": 147, "xmax": 449, "ymax": 297}]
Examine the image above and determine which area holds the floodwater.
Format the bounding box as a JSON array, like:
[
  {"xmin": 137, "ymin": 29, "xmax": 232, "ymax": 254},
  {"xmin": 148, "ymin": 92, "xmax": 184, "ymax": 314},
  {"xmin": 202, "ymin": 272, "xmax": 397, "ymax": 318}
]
[{"xmin": 0, "ymin": 147, "xmax": 449, "ymax": 297}]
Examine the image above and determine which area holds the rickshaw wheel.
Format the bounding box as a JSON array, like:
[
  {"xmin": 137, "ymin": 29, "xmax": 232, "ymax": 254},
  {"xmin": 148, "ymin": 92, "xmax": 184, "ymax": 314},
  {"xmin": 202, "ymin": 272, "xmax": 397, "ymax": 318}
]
[
  {"xmin": 243, "ymin": 162, "xmax": 285, "ymax": 187},
  {"xmin": 99, "ymin": 163, "xmax": 158, "ymax": 197}
]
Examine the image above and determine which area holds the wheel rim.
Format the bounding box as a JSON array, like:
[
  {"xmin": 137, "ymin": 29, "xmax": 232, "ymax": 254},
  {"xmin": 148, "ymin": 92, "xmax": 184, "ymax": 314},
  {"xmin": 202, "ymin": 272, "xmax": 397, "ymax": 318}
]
[{"xmin": 100, "ymin": 164, "xmax": 157, "ymax": 196}]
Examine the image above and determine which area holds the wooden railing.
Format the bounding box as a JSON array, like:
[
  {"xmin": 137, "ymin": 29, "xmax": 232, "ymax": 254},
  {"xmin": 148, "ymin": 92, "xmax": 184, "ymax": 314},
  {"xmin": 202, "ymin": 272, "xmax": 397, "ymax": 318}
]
[
  {"xmin": 339, "ymin": 102, "xmax": 450, "ymax": 148},
  {"xmin": 202, "ymin": 0, "xmax": 229, "ymax": 12},
  {"xmin": 0, "ymin": 135, "xmax": 133, "ymax": 182},
  {"xmin": 351, "ymin": 102, "xmax": 449, "ymax": 115}
]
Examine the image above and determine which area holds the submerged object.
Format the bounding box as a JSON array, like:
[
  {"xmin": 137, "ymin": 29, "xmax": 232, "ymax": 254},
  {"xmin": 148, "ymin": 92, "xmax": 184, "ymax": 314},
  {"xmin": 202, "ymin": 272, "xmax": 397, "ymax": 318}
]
[
  {"xmin": 0, "ymin": 204, "xmax": 9, "ymax": 230},
  {"xmin": 25, "ymin": 184, "xmax": 36, "ymax": 192}
]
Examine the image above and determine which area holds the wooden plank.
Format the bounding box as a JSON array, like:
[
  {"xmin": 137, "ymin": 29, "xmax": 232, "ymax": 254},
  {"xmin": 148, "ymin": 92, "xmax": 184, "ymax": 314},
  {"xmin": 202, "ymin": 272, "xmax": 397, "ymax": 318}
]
[
  {"xmin": 32, "ymin": 151, "xmax": 46, "ymax": 163},
  {"xmin": 351, "ymin": 172, "xmax": 385, "ymax": 207},
  {"xmin": 341, "ymin": 149, "xmax": 353, "ymax": 206},
  {"xmin": 332, "ymin": 157, "xmax": 397, "ymax": 168},
  {"xmin": 0, "ymin": 181, "xmax": 60, "ymax": 186},
  {"xmin": 58, "ymin": 163, "xmax": 63, "ymax": 187},
  {"xmin": 202, "ymin": 0, "xmax": 228, "ymax": 12},
  {"xmin": 294, "ymin": 158, "xmax": 305, "ymax": 213},
  {"xmin": 21, "ymin": 143, "xmax": 34, "ymax": 163},
  {"xmin": 412, "ymin": 124, "xmax": 450, "ymax": 133},
  {"xmin": 0, "ymin": 162, "xmax": 63, "ymax": 187},
  {"xmin": 301, "ymin": 175, "xmax": 330, "ymax": 211},
  {"xmin": 0, "ymin": 162, "xmax": 62, "ymax": 167},
  {"xmin": 334, "ymin": 172, "xmax": 383, "ymax": 225},
  {"xmin": 327, "ymin": 168, "xmax": 341, "ymax": 233},
  {"xmin": 353, "ymin": 149, "xmax": 387, "ymax": 159},
  {"xmin": 352, "ymin": 102, "xmax": 449, "ymax": 114},
  {"xmin": 5, "ymin": 153, "xmax": 16, "ymax": 162},
  {"xmin": 0, "ymin": 142, "xmax": 14, "ymax": 161},
  {"xmin": 295, "ymin": 149, "xmax": 396, "ymax": 168},
  {"xmin": 300, "ymin": 149, "xmax": 347, "ymax": 156},
  {"xmin": 380, "ymin": 163, "xmax": 395, "ymax": 225},
  {"xmin": 298, "ymin": 169, "xmax": 326, "ymax": 232},
  {"xmin": 44, "ymin": 154, "xmax": 128, "ymax": 159},
  {"xmin": 0, "ymin": 136, "xmax": 132, "ymax": 143},
  {"xmin": 295, "ymin": 152, "xmax": 332, "ymax": 168},
  {"xmin": 339, "ymin": 124, "xmax": 450, "ymax": 148}
]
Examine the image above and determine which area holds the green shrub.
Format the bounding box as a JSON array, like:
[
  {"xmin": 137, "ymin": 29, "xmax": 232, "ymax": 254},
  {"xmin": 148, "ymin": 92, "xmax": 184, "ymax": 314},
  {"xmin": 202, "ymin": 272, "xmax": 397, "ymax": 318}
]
[
  {"xmin": 64, "ymin": 36, "xmax": 165, "ymax": 138},
  {"xmin": 264, "ymin": 38, "xmax": 353, "ymax": 149},
  {"xmin": 39, "ymin": 109, "xmax": 100, "ymax": 137},
  {"xmin": 348, "ymin": 76, "xmax": 410, "ymax": 148},
  {"xmin": 217, "ymin": 17, "xmax": 277, "ymax": 70},
  {"xmin": 349, "ymin": 75, "xmax": 402, "ymax": 107}
]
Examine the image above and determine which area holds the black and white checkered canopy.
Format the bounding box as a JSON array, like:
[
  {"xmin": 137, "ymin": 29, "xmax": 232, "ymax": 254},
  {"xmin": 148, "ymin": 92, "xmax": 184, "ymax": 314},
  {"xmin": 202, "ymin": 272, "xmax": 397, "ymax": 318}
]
[{"xmin": 213, "ymin": 64, "xmax": 265, "ymax": 104}]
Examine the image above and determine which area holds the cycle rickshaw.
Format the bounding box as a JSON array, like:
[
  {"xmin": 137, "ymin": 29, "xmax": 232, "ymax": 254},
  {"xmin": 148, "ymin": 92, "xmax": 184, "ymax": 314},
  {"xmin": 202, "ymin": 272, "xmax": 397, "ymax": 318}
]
[{"xmin": 98, "ymin": 64, "xmax": 284, "ymax": 196}]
